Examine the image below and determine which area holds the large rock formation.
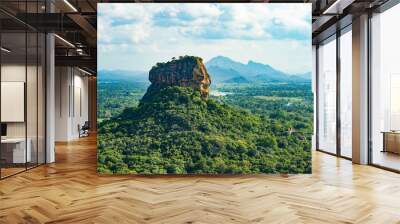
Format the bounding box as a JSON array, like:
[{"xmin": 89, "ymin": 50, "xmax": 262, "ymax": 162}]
[{"xmin": 149, "ymin": 56, "xmax": 211, "ymax": 98}]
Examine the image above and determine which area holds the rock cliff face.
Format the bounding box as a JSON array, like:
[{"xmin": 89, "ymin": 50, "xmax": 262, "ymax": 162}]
[{"xmin": 149, "ymin": 56, "xmax": 211, "ymax": 98}]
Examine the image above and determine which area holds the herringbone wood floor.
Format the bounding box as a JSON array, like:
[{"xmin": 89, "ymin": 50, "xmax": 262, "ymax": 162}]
[{"xmin": 1, "ymin": 136, "xmax": 400, "ymax": 224}]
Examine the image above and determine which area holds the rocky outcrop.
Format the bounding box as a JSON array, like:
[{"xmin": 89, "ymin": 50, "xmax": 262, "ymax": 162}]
[{"xmin": 149, "ymin": 56, "xmax": 211, "ymax": 98}]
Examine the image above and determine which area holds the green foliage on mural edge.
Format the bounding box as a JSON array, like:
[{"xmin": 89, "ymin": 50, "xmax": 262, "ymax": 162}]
[{"xmin": 97, "ymin": 85, "xmax": 312, "ymax": 174}]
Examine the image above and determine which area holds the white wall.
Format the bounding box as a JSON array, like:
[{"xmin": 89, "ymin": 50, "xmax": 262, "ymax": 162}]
[
  {"xmin": 72, "ymin": 72, "xmax": 89, "ymax": 138},
  {"xmin": 55, "ymin": 67, "xmax": 89, "ymax": 141},
  {"xmin": 1, "ymin": 63, "xmax": 46, "ymax": 164},
  {"xmin": 55, "ymin": 66, "xmax": 70, "ymax": 141},
  {"xmin": 1, "ymin": 64, "xmax": 26, "ymax": 138},
  {"xmin": 1, "ymin": 64, "xmax": 41, "ymax": 138}
]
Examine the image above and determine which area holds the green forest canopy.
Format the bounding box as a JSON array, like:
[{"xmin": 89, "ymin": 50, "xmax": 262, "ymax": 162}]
[{"xmin": 98, "ymin": 84, "xmax": 312, "ymax": 174}]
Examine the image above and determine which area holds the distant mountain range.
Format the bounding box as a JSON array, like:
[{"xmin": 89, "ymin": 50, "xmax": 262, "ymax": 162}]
[
  {"xmin": 292, "ymin": 72, "xmax": 312, "ymax": 80},
  {"xmin": 98, "ymin": 70, "xmax": 149, "ymax": 82},
  {"xmin": 205, "ymin": 56, "xmax": 311, "ymax": 84},
  {"xmin": 98, "ymin": 56, "xmax": 311, "ymax": 84}
]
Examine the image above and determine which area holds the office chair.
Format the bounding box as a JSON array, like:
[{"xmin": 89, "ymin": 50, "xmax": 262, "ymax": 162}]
[{"xmin": 79, "ymin": 121, "xmax": 90, "ymax": 138}]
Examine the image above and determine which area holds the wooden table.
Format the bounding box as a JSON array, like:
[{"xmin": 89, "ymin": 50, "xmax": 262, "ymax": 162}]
[
  {"xmin": 0, "ymin": 138, "xmax": 31, "ymax": 165},
  {"xmin": 382, "ymin": 131, "xmax": 400, "ymax": 154}
]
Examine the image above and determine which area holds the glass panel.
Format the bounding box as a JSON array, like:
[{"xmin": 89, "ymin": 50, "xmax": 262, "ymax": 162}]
[
  {"xmin": 26, "ymin": 0, "xmax": 39, "ymax": 169},
  {"xmin": 27, "ymin": 31, "xmax": 38, "ymax": 169},
  {"xmin": 1, "ymin": 31, "xmax": 27, "ymax": 177},
  {"xmin": 340, "ymin": 29, "xmax": 352, "ymax": 158},
  {"xmin": 371, "ymin": 4, "xmax": 400, "ymax": 171},
  {"xmin": 0, "ymin": 1, "xmax": 46, "ymax": 178},
  {"xmin": 318, "ymin": 37, "xmax": 337, "ymax": 154},
  {"xmin": 0, "ymin": 11, "xmax": 2, "ymax": 178}
]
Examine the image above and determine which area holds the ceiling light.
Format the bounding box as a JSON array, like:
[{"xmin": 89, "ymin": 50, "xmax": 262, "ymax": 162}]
[
  {"xmin": 54, "ymin": 34, "xmax": 75, "ymax": 48},
  {"xmin": 323, "ymin": 0, "xmax": 354, "ymax": 15},
  {"xmin": 76, "ymin": 48, "xmax": 85, "ymax": 55},
  {"xmin": 78, "ymin": 67, "xmax": 92, "ymax": 76},
  {"xmin": 1, "ymin": 47, "xmax": 11, "ymax": 53},
  {"xmin": 63, "ymin": 0, "xmax": 78, "ymax": 12}
]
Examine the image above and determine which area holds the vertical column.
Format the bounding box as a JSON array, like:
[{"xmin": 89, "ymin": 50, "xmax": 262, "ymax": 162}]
[
  {"xmin": 336, "ymin": 30, "xmax": 341, "ymax": 156},
  {"xmin": 46, "ymin": 1, "xmax": 55, "ymax": 163},
  {"xmin": 352, "ymin": 14, "xmax": 369, "ymax": 164},
  {"xmin": 88, "ymin": 76, "xmax": 97, "ymax": 133},
  {"xmin": 54, "ymin": 67, "xmax": 73, "ymax": 141},
  {"xmin": 46, "ymin": 33, "xmax": 55, "ymax": 163},
  {"xmin": 312, "ymin": 45, "xmax": 317, "ymax": 150}
]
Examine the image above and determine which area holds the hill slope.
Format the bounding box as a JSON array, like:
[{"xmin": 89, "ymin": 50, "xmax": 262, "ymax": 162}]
[
  {"xmin": 98, "ymin": 86, "xmax": 311, "ymax": 174},
  {"xmin": 97, "ymin": 56, "xmax": 311, "ymax": 174}
]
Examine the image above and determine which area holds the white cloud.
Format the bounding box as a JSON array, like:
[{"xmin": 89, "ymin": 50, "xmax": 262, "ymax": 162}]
[
  {"xmin": 98, "ymin": 3, "xmax": 310, "ymax": 44},
  {"xmin": 97, "ymin": 16, "xmax": 111, "ymax": 43},
  {"xmin": 181, "ymin": 4, "xmax": 222, "ymax": 18},
  {"xmin": 98, "ymin": 3, "xmax": 311, "ymax": 74},
  {"xmin": 98, "ymin": 3, "xmax": 155, "ymax": 21},
  {"xmin": 270, "ymin": 5, "xmax": 310, "ymax": 30}
]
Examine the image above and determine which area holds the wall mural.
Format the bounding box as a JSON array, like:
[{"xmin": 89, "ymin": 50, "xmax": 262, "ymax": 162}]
[{"xmin": 97, "ymin": 3, "xmax": 313, "ymax": 174}]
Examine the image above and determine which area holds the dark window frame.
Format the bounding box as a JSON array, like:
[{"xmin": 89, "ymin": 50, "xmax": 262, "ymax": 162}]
[
  {"xmin": 0, "ymin": 0, "xmax": 47, "ymax": 180},
  {"xmin": 367, "ymin": 0, "xmax": 400, "ymax": 173},
  {"xmin": 315, "ymin": 22, "xmax": 353, "ymax": 161}
]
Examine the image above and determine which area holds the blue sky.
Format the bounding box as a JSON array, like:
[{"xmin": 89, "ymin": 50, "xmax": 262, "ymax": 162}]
[{"xmin": 98, "ymin": 3, "xmax": 311, "ymax": 74}]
